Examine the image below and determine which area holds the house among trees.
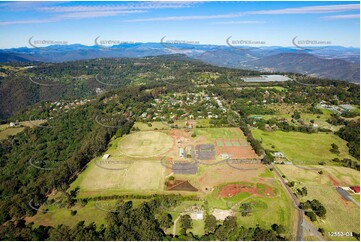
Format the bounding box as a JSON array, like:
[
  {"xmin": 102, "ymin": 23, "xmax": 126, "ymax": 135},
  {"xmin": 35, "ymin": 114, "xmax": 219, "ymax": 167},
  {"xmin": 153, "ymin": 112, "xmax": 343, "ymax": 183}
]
[
  {"xmin": 273, "ymin": 152, "xmax": 285, "ymax": 158},
  {"xmin": 350, "ymin": 186, "xmax": 360, "ymax": 194}
]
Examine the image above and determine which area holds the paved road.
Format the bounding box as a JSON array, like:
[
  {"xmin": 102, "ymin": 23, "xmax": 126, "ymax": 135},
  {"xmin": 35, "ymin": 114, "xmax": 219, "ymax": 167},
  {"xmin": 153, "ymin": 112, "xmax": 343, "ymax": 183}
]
[
  {"xmin": 302, "ymin": 219, "xmax": 325, "ymax": 241},
  {"xmin": 270, "ymin": 164, "xmax": 325, "ymax": 241},
  {"xmin": 269, "ymin": 164, "xmax": 304, "ymax": 241},
  {"xmin": 336, "ymin": 187, "xmax": 360, "ymax": 208}
]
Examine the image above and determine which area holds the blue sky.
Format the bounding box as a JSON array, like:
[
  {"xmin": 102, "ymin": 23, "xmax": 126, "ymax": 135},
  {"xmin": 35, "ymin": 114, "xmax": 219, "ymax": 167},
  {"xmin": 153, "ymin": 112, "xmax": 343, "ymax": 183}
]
[{"xmin": 0, "ymin": 1, "xmax": 359, "ymax": 49}]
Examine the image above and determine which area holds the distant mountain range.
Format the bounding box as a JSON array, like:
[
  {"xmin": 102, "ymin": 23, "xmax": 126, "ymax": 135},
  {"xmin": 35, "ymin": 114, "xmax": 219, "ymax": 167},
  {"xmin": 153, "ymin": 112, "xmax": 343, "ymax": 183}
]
[{"xmin": 0, "ymin": 43, "xmax": 359, "ymax": 83}]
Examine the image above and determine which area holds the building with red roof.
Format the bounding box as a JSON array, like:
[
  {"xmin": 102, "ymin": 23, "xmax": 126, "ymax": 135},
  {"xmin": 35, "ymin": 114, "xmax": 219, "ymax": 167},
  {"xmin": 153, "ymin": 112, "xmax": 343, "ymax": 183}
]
[{"xmin": 350, "ymin": 186, "xmax": 360, "ymax": 194}]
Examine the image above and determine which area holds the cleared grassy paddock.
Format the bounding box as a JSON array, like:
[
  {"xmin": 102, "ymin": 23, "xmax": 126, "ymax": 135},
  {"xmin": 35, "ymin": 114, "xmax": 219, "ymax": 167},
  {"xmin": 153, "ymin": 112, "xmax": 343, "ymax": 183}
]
[
  {"xmin": 116, "ymin": 131, "xmax": 173, "ymax": 157},
  {"xmin": 252, "ymin": 129, "xmax": 356, "ymax": 164},
  {"xmin": 26, "ymin": 199, "xmax": 147, "ymax": 228},
  {"xmin": 70, "ymin": 158, "xmax": 165, "ymax": 198},
  {"xmin": 277, "ymin": 165, "xmax": 360, "ymax": 240},
  {"xmin": 195, "ymin": 127, "xmax": 247, "ymax": 141}
]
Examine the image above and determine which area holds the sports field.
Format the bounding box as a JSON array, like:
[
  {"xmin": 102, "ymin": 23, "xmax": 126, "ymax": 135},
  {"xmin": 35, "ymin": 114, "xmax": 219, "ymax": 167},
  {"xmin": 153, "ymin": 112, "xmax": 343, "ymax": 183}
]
[
  {"xmin": 252, "ymin": 129, "xmax": 356, "ymax": 164},
  {"xmin": 117, "ymin": 131, "xmax": 173, "ymax": 157},
  {"xmin": 70, "ymin": 158, "xmax": 165, "ymax": 197},
  {"xmin": 276, "ymin": 165, "xmax": 360, "ymax": 239},
  {"xmin": 70, "ymin": 130, "xmax": 174, "ymax": 197}
]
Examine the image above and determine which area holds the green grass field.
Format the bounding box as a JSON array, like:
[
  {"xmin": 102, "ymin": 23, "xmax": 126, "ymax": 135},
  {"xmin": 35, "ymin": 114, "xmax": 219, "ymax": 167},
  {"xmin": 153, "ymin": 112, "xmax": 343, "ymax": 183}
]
[
  {"xmin": 69, "ymin": 158, "xmax": 165, "ymax": 198},
  {"xmin": 0, "ymin": 127, "xmax": 24, "ymax": 140},
  {"xmin": 117, "ymin": 131, "xmax": 173, "ymax": 157},
  {"xmin": 252, "ymin": 129, "xmax": 356, "ymax": 164},
  {"xmin": 26, "ymin": 199, "xmax": 147, "ymax": 228},
  {"xmin": 69, "ymin": 131, "xmax": 174, "ymax": 197},
  {"xmin": 0, "ymin": 120, "xmax": 47, "ymax": 140},
  {"xmin": 252, "ymin": 112, "xmax": 342, "ymax": 131},
  {"xmin": 277, "ymin": 165, "xmax": 360, "ymax": 240},
  {"xmin": 133, "ymin": 119, "xmax": 212, "ymax": 131},
  {"xmin": 134, "ymin": 121, "xmax": 186, "ymax": 131},
  {"xmin": 195, "ymin": 127, "xmax": 247, "ymax": 141}
]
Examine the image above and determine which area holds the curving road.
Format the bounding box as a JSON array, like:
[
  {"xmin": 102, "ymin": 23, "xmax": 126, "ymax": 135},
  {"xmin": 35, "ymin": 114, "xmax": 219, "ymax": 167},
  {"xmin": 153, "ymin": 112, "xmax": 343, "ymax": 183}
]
[{"xmin": 270, "ymin": 163, "xmax": 325, "ymax": 241}]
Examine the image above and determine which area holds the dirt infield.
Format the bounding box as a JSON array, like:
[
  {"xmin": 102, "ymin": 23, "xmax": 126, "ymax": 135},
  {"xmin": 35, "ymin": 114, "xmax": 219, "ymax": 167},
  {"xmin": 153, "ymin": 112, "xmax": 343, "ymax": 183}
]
[
  {"xmin": 219, "ymin": 183, "xmax": 275, "ymax": 198},
  {"xmin": 216, "ymin": 139, "xmax": 258, "ymax": 159}
]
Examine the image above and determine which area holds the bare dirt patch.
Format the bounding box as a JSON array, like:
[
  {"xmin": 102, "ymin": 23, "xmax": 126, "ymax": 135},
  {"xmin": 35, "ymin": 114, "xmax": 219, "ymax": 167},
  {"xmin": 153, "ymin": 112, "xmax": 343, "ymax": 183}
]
[
  {"xmin": 212, "ymin": 209, "xmax": 235, "ymax": 220},
  {"xmin": 218, "ymin": 183, "xmax": 275, "ymax": 198},
  {"xmin": 219, "ymin": 184, "xmax": 257, "ymax": 197},
  {"xmin": 167, "ymin": 180, "xmax": 198, "ymax": 192}
]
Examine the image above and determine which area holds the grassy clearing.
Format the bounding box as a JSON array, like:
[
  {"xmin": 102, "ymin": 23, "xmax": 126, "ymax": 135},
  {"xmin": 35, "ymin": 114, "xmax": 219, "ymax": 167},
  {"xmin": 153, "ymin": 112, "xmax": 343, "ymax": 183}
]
[
  {"xmin": 70, "ymin": 158, "xmax": 165, "ymax": 198},
  {"xmin": 116, "ymin": 131, "xmax": 173, "ymax": 157},
  {"xmin": 195, "ymin": 127, "xmax": 247, "ymax": 141},
  {"xmin": 265, "ymin": 103, "xmax": 311, "ymax": 115},
  {"xmin": 0, "ymin": 120, "xmax": 47, "ymax": 140},
  {"xmin": 259, "ymin": 167, "xmax": 274, "ymax": 178},
  {"xmin": 27, "ymin": 200, "xmax": 107, "ymax": 227},
  {"xmin": 252, "ymin": 129, "xmax": 356, "ymax": 164},
  {"xmin": 134, "ymin": 121, "xmax": 185, "ymax": 131},
  {"xmin": 253, "ymin": 112, "xmax": 341, "ymax": 131},
  {"xmin": 27, "ymin": 199, "xmax": 147, "ymax": 228},
  {"xmin": 134, "ymin": 119, "xmax": 212, "ymax": 131},
  {"xmin": 70, "ymin": 131, "xmax": 174, "ymax": 197},
  {"xmin": 0, "ymin": 127, "xmax": 24, "ymax": 140},
  {"xmin": 277, "ymin": 165, "xmax": 360, "ymax": 239}
]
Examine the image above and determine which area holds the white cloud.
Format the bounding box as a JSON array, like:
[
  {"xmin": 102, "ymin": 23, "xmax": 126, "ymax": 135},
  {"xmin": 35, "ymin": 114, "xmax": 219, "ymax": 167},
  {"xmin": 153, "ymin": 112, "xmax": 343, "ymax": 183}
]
[
  {"xmin": 0, "ymin": 2, "xmax": 194, "ymax": 25},
  {"xmin": 125, "ymin": 3, "xmax": 360, "ymax": 22},
  {"xmin": 323, "ymin": 14, "xmax": 360, "ymax": 20},
  {"xmin": 0, "ymin": 19, "xmax": 57, "ymax": 26},
  {"xmin": 58, "ymin": 10, "xmax": 146, "ymax": 19},
  {"xmin": 248, "ymin": 4, "xmax": 359, "ymax": 15},
  {"xmin": 124, "ymin": 13, "xmax": 244, "ymax": 22},
  {"xmin": 212, "ymin": 20, "xmax": 266, "ymax": 25},
  {"xmin": 39, "ymin": 2, "xmax": 195, "ymax": 12}
]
